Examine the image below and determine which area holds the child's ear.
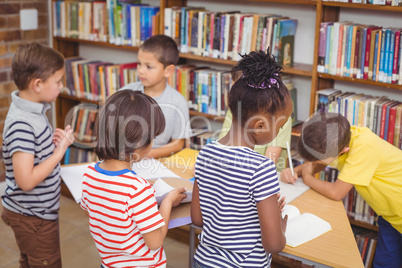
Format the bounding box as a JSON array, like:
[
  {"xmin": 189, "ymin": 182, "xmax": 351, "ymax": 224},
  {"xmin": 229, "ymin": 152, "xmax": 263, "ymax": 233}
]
[
  {"xmin": 341, "ymin": 146, "xmax": 350, "ymax": 154},
  {"xmin": 253, "ymin": 119, "xmax": 266, "ymax": 133},
  {"xmin": 164, "ymin": 64, "xmax": 175, "ymax": 78},
  {"xmin": 31, "ymin": 78, "xmax": 42, "ymax": 93}
]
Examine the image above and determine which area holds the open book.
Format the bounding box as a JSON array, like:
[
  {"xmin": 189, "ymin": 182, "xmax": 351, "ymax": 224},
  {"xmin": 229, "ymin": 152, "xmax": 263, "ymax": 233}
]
[
  {"xmin": 282, "ymin": 205, "xmax": 332, "ymax": 247},
  {"xmin": 60, "ymin": 159, "xmax": 193, "ymax": 204}
]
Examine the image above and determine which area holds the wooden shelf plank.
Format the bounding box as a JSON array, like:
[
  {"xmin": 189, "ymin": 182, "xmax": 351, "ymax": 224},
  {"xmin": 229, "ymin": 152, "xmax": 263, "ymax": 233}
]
[
  {"xmin": 322, "ymin": 1, "xmax": 402, "ymax": 12},
  {"xmin": 54, "ymin": 37, "xmax": 140, "ymax": 52},
  {"xmin": 189, "ymin": 110, "xmax": 225, "ymax": 121},
  {"xmin": 59, "ymin": 93, "xmax": 100, "ymax": 105},
  {"xmin": 250, "ymin": 0, "xmax": 317, "ymax": 5},
  {"xmin": 318, "ymin": 73, "xmax": 402, "ymax": 90},
  {"xmin": 349, "ymin": 219, "xmax": 379, "ymax": 232},
  {"xmin": 54, "ymin": 37, "xmax": 312, "ymax": 77},
  {"xmin": 180, "ymin": 52, "xmax": 313, "ymax": 76}
]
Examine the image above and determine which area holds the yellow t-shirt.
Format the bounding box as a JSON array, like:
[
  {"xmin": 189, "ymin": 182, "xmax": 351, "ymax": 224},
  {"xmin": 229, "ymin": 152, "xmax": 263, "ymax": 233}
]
[
  {"xmin": 218, "ymin": 110, "xmax": 292, "ymax": 172},
  {"xmin": 335, "ymin": 126, "xmax": 402, "ymax": 233}
]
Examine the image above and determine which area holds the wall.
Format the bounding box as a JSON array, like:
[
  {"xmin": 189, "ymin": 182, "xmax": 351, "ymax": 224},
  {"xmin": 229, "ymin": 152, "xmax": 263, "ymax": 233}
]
[{"xmin": 0, "ymin": 0, "xmax": 50, "ymax": 182}]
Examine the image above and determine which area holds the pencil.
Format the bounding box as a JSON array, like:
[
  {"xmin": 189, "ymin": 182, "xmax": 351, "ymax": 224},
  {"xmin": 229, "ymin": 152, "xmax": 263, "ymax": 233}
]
[{"xmin": 286, "ymin": 141, "xmax": 294, "ymax": 176}]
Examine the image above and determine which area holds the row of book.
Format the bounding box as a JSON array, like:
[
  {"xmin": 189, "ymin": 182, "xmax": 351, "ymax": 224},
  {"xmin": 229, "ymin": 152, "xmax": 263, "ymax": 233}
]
[
  {"xmin": 323, "ymin": 0, "xmax": 401, "ymax": 5},
  {"xmin": 64, "ymin": 146, "xmax": 98, "ymax": 165},
  {"xmin": 352, "ymin": 226, "xmax": 378, "ymax": 268},
  {"xmin": 63, "ymin": 57, "xmax": 138, "ymax": 102},
  {"xmin": 52, "ymin": 1, "xmax": 160, "ymax": 46},
  {"xmin": 316, "ymin": 88, "xmax": 402, "ymax": 149},
  {"xmin": 317, "ymin": 22, "xmax": 402, "ymax": 85},
  {"xmin": 70, "ymin": 106, "xmax": 98, "ymax": 144},
  {"xmin": 164, "ymin": 7, "xmax": 298, "ymax": 66},
  {"xmin": 168, "ymin": 66, "xmax": 232, "ymax": 116}
]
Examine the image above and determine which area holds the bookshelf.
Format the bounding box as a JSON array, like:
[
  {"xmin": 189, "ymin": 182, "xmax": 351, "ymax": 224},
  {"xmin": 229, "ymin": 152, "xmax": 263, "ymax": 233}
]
[{"xmin": 52, "ymin": 0, "xmax": 401, "ymax": 265}]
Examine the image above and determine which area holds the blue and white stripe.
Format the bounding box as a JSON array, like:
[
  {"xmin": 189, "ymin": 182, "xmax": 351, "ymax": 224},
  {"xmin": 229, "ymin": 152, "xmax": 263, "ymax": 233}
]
[
  {"xmin": 2, "ymin": 91, "xmax": 60, "ymax": 220},
  {"xmin": 194, "ymin": 141, "xmax": 280, "ymax": 267}
]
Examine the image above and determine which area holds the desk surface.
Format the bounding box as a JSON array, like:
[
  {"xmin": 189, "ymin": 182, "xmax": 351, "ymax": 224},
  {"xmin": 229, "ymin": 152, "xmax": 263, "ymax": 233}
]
[
  {"xmin": 286, "ymin": 189, "xmax": 363, "ymax": 268},
  {"xmin": 164, "ymin": 156, "xmax": 363, "ymax": 268}
]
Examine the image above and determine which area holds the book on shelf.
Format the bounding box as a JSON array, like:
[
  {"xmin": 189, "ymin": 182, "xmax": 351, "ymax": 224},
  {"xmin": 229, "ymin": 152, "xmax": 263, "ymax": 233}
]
[
  {"xmin": 277, "ymin": 19, "xmax": 298, "ymax": 67},
  {"xmin": 318, "ymin": 22, "xmax": 333, "ymax": 73},
  {"xmin": 317, "ymin": 21, "xmax": 402, "ymax": 84}
]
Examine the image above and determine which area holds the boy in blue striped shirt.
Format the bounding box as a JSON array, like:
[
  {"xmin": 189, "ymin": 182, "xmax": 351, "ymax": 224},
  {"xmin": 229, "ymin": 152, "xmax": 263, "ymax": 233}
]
[
  {"xmin": 1, "ymin": 42, "xmax": 74, "ymax": 267},
  {"xmin": 191, "ymin": 49, "xmax": 292, "ymax": 267}
]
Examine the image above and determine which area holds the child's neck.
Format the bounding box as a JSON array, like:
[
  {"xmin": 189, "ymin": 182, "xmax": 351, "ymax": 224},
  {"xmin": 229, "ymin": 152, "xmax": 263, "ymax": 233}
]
[
  {"xmin": 99, "ymin": 159, "xmax": 131, "ymax": 171},
  {"xmin": 220, "ymin": 124, "xmax": 255, "ymax": 149},
  {"xmin": 19, "ymin": 89, "xmax": 42, "ymax": 103},
  {"xmin": 144, "ymin": 79, "xmax": 167, "ymax": 98}
]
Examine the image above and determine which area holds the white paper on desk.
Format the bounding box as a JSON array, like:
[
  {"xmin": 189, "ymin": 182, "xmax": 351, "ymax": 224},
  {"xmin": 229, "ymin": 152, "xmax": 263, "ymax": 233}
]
[
  {"xmin": 282, "ymin": 205, "xmax": 332, "ymax": 247},
  {"xmin": 152, "ymin": 178, "xmax": 192, "ymax": 205},
  {"xmin": 61, "ymin": 159, "xmax": 190, "ymax": 204},
  {"xmin": 60, "ymin": 163, "xmax": 92, "ymax": 203},
  {"xmin": 132, "ymin": 159, "xmax": 180, "ymax": 179},
  {"xmin": 278, "ymin": 172, "xmax": 310, "ymax": 203}
]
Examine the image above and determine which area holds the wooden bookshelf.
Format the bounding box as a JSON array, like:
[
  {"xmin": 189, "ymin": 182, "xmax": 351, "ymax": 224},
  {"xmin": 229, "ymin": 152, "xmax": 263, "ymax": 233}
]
[{"xmin": 53, "ymin": 0, "xmax": 399, "ymax": 254}]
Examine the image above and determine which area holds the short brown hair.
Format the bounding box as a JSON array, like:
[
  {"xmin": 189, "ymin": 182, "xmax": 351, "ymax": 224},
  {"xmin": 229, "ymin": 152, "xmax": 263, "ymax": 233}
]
[
  {"xmin": 12, "ymin": 42, "xmax": 64, "ymax": 90},
  {"xmin": 94, "ymin": 90, "xmax": 166, "ymax": 161},
  {"xmin": 140, "ymin": 35, "xmax": 179, "ymax": 67},
  {"xmin": 298, "ymin": 112, "xmax": 351, "ymax": 162}
]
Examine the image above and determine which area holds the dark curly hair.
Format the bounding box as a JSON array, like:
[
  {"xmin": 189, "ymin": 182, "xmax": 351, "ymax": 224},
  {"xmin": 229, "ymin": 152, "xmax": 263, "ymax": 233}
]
[{"xmin": 229, "ymin": 49, "xmax": 290, "ymax": 125}]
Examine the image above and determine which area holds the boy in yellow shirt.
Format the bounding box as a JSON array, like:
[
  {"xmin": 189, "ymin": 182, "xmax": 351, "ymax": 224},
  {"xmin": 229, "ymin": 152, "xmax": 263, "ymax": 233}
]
[{"xmin": 282, "ymin": 112, "xmax": 402, "ymax": 267}]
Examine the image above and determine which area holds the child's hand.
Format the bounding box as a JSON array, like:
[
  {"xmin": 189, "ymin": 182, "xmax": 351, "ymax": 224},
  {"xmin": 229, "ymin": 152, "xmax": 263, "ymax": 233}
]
[
  {"xmin": 54, "ymin": 125, "xmax": 74, "ymax": 155},
  {"xmin": 277, "ymin": 193, "xmax": 286, "ymax": 212},
  {"xmin": 280, "ymin": 168, "xmax": 299, "ymax": 184},
  {"xmin": 52, "ymin": 128, "xmax": 65, "ymax": 147},
  {"xmin": 164, "ymin": 187, "xmax": 187, "ymax": 208}
]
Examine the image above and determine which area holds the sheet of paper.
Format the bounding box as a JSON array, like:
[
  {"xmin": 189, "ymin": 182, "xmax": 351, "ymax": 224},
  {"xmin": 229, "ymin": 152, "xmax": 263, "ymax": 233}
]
[
  {"xmin": 278, "ymin": 174, "xmax": 310, "ymax": 203},
  {"xmin": 60, "ymin": 163, "xmax": 91, "ymax": 203},
  {"xmin": 151, "ymin": 178, "xmax": 193, "ymax": 205},
  {"xmin": 132, "ymin": 158, "xmax": 180, "ymax": 179}
]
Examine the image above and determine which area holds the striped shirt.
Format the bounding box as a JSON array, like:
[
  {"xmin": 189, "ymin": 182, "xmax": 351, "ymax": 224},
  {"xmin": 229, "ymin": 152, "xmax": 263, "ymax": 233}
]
[
  {"xmin": 194, "ymin": 141, "xmax": 280, "ymax": 267},
  {"xmin": 80, "ymin": 162, "xmax": 166, "ymax": 268},
  {"xmin": 1, "ymin": 90, "xmax": 60, "ymax": 220}
]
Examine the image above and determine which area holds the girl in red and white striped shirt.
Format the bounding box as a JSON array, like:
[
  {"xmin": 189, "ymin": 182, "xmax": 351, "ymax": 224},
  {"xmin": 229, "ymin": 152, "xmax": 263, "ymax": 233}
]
[{"xmin": 80, "ymin": 90, "xmax": 186, "ymax": 268}]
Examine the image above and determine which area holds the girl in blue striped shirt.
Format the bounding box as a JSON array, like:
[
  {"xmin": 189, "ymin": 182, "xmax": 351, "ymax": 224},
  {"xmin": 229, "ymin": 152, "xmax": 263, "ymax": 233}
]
[{"xmin": 191, "ymin": 49, "xmax": 292, "ymax": 267}]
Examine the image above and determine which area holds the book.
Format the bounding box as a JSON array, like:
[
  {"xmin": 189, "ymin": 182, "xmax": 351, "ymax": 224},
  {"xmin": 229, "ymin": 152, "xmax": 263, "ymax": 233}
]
[
  {"xmin": 387, "ymin": 101, "xmax": 400, "ymax": 144},
  {"xmin": 318, "ymin": 22, "xmax": 333, "ymax": 73},
  {"xmin": 387, "ymin": 28, "xmax": 396, "ymax": 83},
  {"xmin": 392, "ymin": 28, "xmax": 401, "ymax": 84},
  {"xmin": 276, "ymin": 19, "xmax": 298, "ymax": 67},
  {"xmin": 316, "ymin": 88, "xmax": 342, "ymax": 112},
  {"xmin": 363, "ymin": 26, "xmax": 381, "ymax": 80},
  {"xmin": 282, "ymin": 204, "xmax": 332, "ymax": 248},
  {"xmin": 368, "ymin": 29, "xmax": 381, "ymax": 80}
]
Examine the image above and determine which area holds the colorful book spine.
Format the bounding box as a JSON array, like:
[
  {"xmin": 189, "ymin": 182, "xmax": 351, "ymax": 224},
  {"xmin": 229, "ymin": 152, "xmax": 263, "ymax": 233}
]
[
  {"xmin": 325, "ymin": 25, "xmax": 333, "ymax": 74},
  {"xmin": 372, "ymin": 32, "xmax": 380, "ymax": 81},
  {"xmin": 387, "ymin": 29, "xmax": 395, "ymax": 83},
  {"xmin": 392, "ymin": 29, "xmax": 401, "ymax": 84},
  {"xmin": 383, "ymin": 28, "xmax": 391, "ymax": 83}
]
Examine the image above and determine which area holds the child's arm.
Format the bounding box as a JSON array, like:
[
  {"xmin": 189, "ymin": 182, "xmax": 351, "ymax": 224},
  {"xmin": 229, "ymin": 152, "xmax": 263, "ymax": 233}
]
[
  {"xmin": 257, "ymin": 194, "xmax": 287, "ymax": 253},
  {"xmin": 301, "ymin": 162, "xmax": 354, "ymax": 201},
  {"xmin": 264, "ymin": 146, "xmax": 283, "ymax": 164},
  {"xmin": 141, "ymin": 187, "xmax": 186, "ymax": 250},
  {"xmin": 12, "ymin": 125, "xmax": 74, "ymax": 191},
  {"xmin": 190, "ymin": 180, "xmax": 203, "ymax": 227},
  {"xmin": 146, "ymin": 138, "xmax": 185, "ymax": 159}
]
